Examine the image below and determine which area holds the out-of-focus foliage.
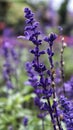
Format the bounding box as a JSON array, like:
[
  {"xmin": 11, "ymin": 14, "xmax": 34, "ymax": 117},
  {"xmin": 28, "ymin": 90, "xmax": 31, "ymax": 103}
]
[
  {"xmin": 0, "ymin": 42, "xmax": 53, "ymax": 130},
  {"xmin": 58, "ymin": 0, "xmax": 68, "ymax": 25},
  {"xmin": 6, "ymin": 2, "xmax": 25, "ymax": 25}
]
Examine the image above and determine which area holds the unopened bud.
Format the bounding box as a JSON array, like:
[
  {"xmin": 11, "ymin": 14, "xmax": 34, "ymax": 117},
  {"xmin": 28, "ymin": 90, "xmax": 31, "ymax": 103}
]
[
  {"xmin": 62, "ymin": 37, "xmax": 64, "ymax": 42},
  {"xmin": 62, "ymin": 61, "xmax": 65, "ymax": 66},
  {"xmin": 56, "ymin": 125, "xmax": 59, "ymax": 130},
  {"xmin": 61, "ymin": 49, "xmax": 63, "ymax": 53},
  {"xmin": 52, "ymin": 82, "xmax": 55, "ymax": 87},
  {"xmin": 51, "ymin": 68, "xmax": 55, "ymax": 74},
  {"xmin": 63, "ymin": 42, "xmax": 67, "ymax": 48},
  {"xmin": 53, "ymin": 73, "xmax": 56, "ymax": 78},
  {"xmin": 59, "ymin": 114, "xmax": 63, "ymax": 120},
  {"xmin": 53, "ymin": 98, "xmax": 57, "ymax": 102}
]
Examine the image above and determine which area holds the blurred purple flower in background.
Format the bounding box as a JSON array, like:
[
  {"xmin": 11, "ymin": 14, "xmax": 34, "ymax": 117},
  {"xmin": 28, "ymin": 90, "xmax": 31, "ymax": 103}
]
[
  {"xmin": 23, "ymin": 116, "xmax": 28, "ymax": 127},
  {"xmin": 64, "ymin": 76, "xmax": 73, "ymax": 99},
  {"xmin": 8, "ymin": 126, "xmax": 13, "ymax": 130},
  {"xmin": 60, "ymin": 96, "xmax": 73, "ymax": 130}
]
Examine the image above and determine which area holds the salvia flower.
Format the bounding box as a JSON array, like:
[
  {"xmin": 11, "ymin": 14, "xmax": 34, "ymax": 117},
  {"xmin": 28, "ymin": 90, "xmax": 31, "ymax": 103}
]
[
  {"xmin": 25, "ymin": 62, "xmax": 38, "ymax": 88},
  {"xmin": 23, "ymin": 116, "xmax": 28, "ymax": 127},
  {"xmin": 34, "ymin": 96, "xmax": 43, "ymax": 109},
  {"xmin": 60, "ymin": 96, "xmax": 73, "ymax": 130},
  {"xmin": 44, "ymin": 32, "xmax": 57, "ymax": 46},
  {"xmin": 64, "ymin": 76, "xmax": 73, "ymax": 99},
  {"xmin": 24, "ymin": 7, "xmax": 63, "ymax": 130}
]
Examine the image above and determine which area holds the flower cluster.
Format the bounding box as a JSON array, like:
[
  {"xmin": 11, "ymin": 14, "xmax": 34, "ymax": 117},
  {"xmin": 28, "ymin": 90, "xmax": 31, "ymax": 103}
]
[
  {"xmin": 60, "ymin": 96, "xmax": 73, "ymax": 130},
  {"xmin": 24, "ymin": 7, "xmax": 64, "ymax": 130},
  {"xmin": 2, "ymin": 42, "xmax": 14, "ymax": 89},
  {"xmin": 2, "ymin": 41, "xmax": 20, "ymax": 90},
  {"xmin": 25, "ymin": 61, "xmax": 38, "ymax": 88},
  {"xmin": 64, "ymin": 76, "xmax": 73, "ymax": 99}
]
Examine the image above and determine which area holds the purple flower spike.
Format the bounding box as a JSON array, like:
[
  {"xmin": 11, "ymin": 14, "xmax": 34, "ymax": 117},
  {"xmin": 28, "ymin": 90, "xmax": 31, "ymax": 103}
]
[{"xmin": 24, "ymin": 8, "xmax": 63, "ymax": 130}]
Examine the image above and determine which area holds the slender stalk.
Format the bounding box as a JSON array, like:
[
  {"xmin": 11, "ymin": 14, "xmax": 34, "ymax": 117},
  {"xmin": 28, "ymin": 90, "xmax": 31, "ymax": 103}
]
[
  {"xmin": 47, "ymin": 99, "xmax": 57, "ymax": 130},
  {"xmin": 34, "ymin": 41, "xmax": 57, "ymax": 130},
  {"xmin": 49, "ymin": 45, "xmax": 63, "ymax": 130},
  {"xmin": 34, "ymin": 37, "xmax": 58, "ymax": 130},
  {"xmin": 60, "ymin": 37, "xmax": 67, "ymax": 95},
  {"xmin": 42, "ymin": 119, "xmax": 45, "ymax": 130}
]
